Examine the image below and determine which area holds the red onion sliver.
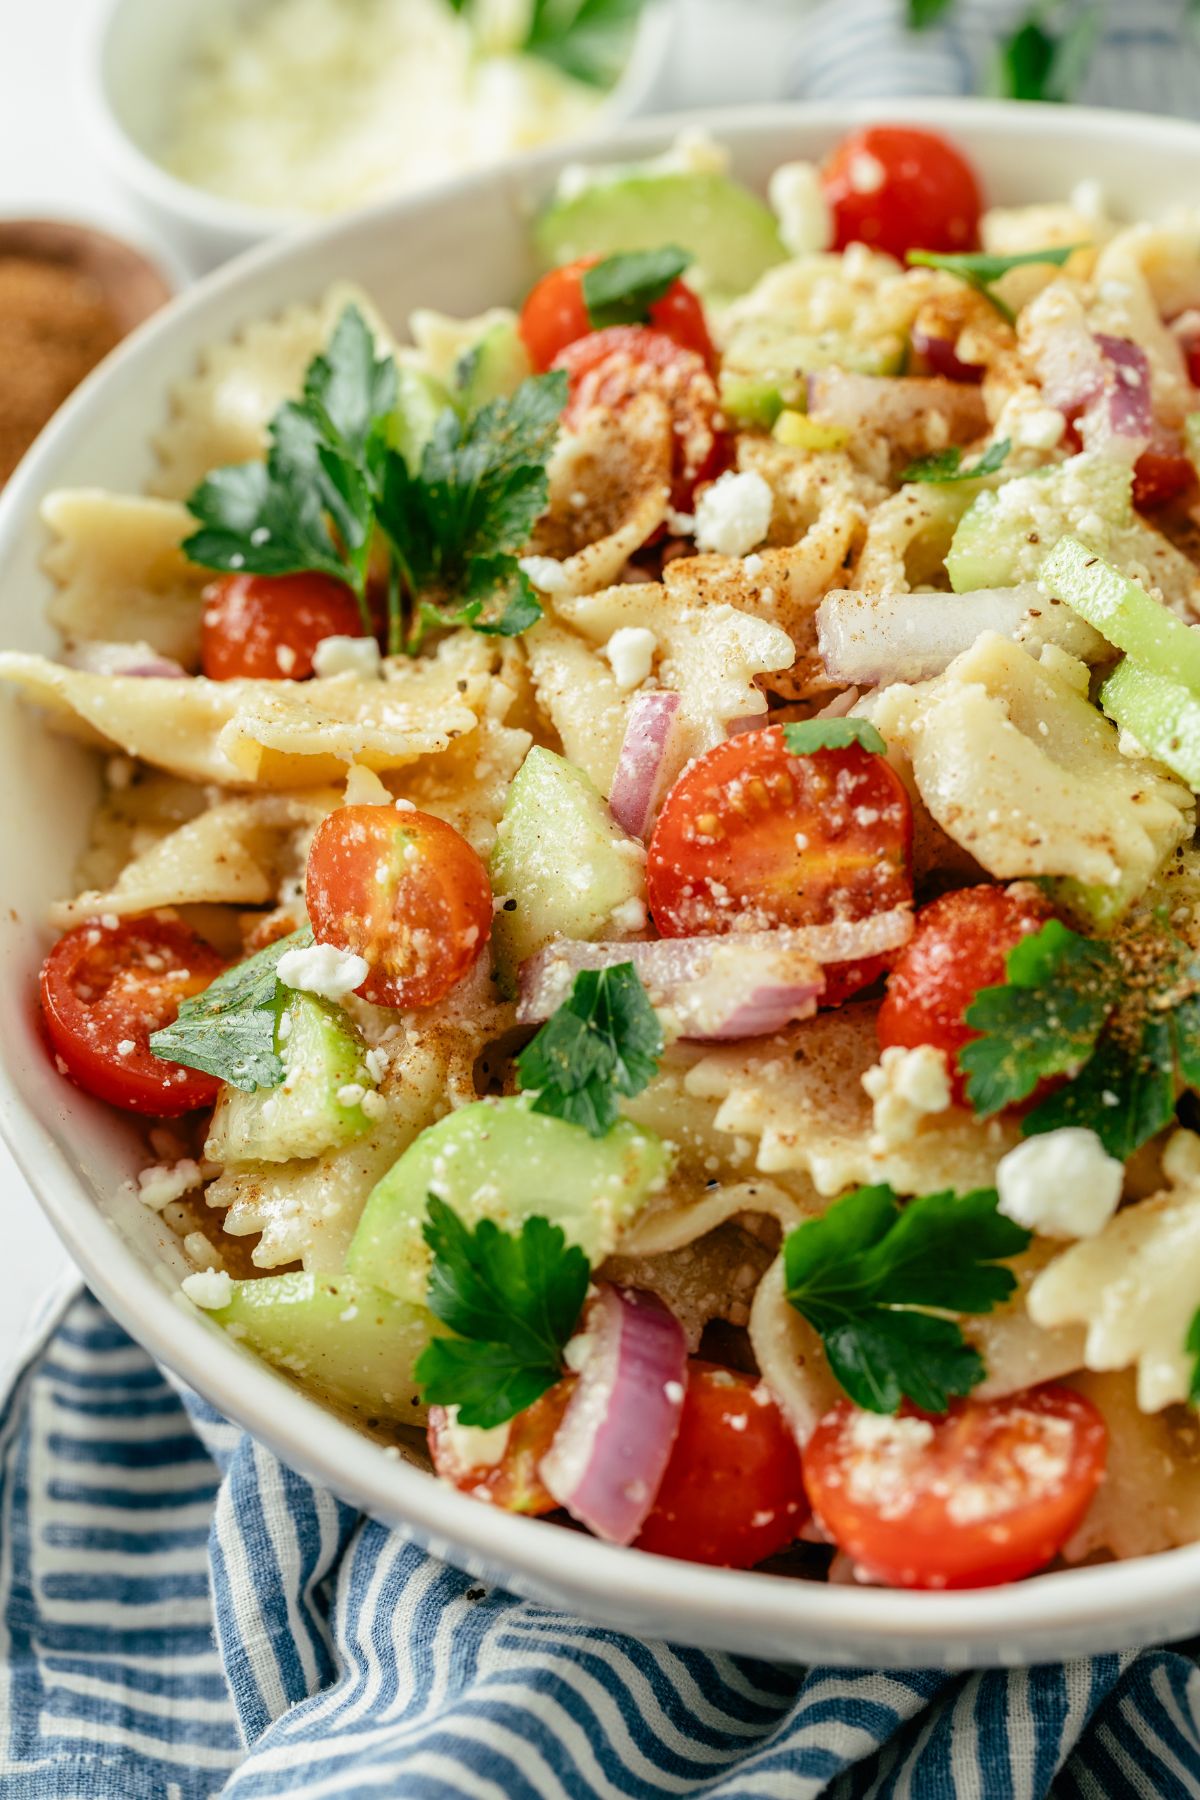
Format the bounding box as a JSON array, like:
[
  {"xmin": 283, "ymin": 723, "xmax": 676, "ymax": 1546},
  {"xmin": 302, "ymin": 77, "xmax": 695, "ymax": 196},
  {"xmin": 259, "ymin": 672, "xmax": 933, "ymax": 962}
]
[
  {"xmin": 609, "ymin": 691, "xmax": 682, "ymax": 839},
  {"xmin": 518, "ymin": 911, "xmax": 913, "ymax": 1040},
  {"xmin": 64, "ymin": 641, "xmax": 189, "ymax": 679},
  {"xmin": 539, "ymin": 1285, "xmax": 687, "ymax": 1545},
  {"xmin": 813, "ymin": 686, "xmax": 861, "ymax": 719},
  {"xmin": 1093, "ymin": 333, "xmax": 1153, "ymax": 441},
  {"xmin": 816, "ymin": 586, "xmax": 1045, "ymax": 686},
  {"xmin": 910, "ymin": 324, "xmax": 985, "ymax": 386},
  {"xmin": 807, "ymin": 370, "xmax": 987, "ymax": 443}
]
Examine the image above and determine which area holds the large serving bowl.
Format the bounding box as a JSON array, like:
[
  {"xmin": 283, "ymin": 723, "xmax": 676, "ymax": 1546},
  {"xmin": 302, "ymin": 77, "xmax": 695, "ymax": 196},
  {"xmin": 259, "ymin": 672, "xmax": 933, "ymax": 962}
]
[{"xmin": 4, "ymin": 98, "xmax": 1200, "ymax": 1668}]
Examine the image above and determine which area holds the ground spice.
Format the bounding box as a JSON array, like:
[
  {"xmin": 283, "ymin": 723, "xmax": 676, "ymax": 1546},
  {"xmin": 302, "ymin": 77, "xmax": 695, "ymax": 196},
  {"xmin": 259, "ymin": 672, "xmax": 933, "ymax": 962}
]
[{"xmin": 0, "ymin": 256, "xmax": 122, "ymax": 483}]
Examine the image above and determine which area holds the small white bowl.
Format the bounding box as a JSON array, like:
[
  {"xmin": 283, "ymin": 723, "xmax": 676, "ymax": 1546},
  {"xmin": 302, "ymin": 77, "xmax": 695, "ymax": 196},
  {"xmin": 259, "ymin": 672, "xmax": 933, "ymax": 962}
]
[
  {"xmin": 82, "ymin": 0, "xmax": 677, "ymax": 272},
  {"xmin": 7, "ymin": 100, "xmax": 1200, "ymax": 1667}
]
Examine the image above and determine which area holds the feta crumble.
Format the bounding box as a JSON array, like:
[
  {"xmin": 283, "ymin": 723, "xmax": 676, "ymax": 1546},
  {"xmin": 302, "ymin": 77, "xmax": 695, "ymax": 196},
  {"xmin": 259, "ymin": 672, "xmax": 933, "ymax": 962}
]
[
  {"xmin": 312, "ymin": 635, "xmax": 382, "ymax": 680},
  {"xmin": 768, "ymin": 160, "xmax": 833, "ymax": 257},
  {"xmin": 861, "ymin": 1045, "xmax": 952, "ymax": 1153},
  {"xmin": 604, "ymin": 626, "xmax": 656, "ymax": 690},
  {"xmin": 995, "ymin": 1127, "xmax": 1123, "ymax": 1238},
  {"xmin": 693, "ymin": 470, "xmax": 773, "ymax": 558},
  {"xmin": 181, "ymin": 1269, "xmax": 234, "ymax": 1310},
  {"xmin": 137, "ymin": 1159, "xmax": 203, "ymax": 1212},
  {"xmin": 519, "ymin": 555, "xmax": 570, "ymax": 595},
  {"xmin": 276, "ymin": 941, "xmax": 369, "ymax": 1000}
]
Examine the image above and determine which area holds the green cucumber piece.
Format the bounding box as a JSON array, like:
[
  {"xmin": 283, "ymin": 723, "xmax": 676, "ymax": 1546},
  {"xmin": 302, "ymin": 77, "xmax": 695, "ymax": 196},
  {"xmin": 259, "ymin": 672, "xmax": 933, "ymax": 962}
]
[
  {"xmin": 489, "ymin": 747, "xmax": 645, "ymax": 995},
  {"xmin": 205, "ymin": 991, "xmax": 375, "ymax": 1165},
  {"xmin": 1099, "ymin": 655, "xmax": 1200, "ymax": 787},
  {"xmin": 947, "ymin": 454, "xmax": 1132, "ymax": 593},
  {"xmin": 206, "ymin": 1272, "xmax": 431, "ymax": 1422},
  {"xmin": 345, "ymin": 1096, "xmax": 670, "ymax": 1306},
  {"xmin": 389, "ymin": 365, "xmax": 453, "ymax": 471},
  {"xmin": 1041, "ymin": 537, "xmax": 1200, "ymax": 692},
  {"xmin": 535, "ymin": 170, "xmax": 784, "ymax": 296},
  {"xmin": 454, "ymin": 318, "xmax": 531, "ymax": 409},
  {"xmin": 719, "ymin": 372, "xmax": 785, "ymax": 429}
]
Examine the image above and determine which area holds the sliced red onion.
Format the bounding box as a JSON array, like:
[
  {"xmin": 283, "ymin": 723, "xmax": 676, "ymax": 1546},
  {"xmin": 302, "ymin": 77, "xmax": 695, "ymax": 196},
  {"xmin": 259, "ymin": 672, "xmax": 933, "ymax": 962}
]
[
  {"xmin": 64, "ymin": 641, "xmax": 189, "ymax": 678},
  {"xmin": 807, "ymin": 371, "xmax": 987, "ymax": 443},
  {"xmin": 538, "ymin": 1285, "xmax": 687, "ymax": 1545},
  {"xmin": 1092, "ymin": 333, "xmax": 1153, "ymax": 442},
  {"xmin": 910, "ymin": 324, "xmax": 985, "ymax": 386},
  {"xmin": 814, "ymin": 685, "xmax": 861, "ymax": 719},
  {"xmin": 817, "ymin": 586, "xmax": 1045, "ymax": 685},
  {"xmin": 518, "ymin": 911, "xmax": 912, "ymax": 1040},
  {"xmin": 609, "ymin": 691, "xmax": 683, "ymax": 839},
  {"xmin": 1026, "ymin": 317, "xmax": 1104, "ymax": 418}
]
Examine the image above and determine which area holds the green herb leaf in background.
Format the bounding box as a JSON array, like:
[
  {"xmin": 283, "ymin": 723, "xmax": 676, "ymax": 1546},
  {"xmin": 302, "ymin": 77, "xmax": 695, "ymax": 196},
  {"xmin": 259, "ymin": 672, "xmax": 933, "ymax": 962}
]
[
  {"xmin": 582, "ymin": 246, "xmax": 692, "ymax": 328},
  {"xmin": 524, "ymin": 0, "xmax": 646, "ymax": 89},
  {"xmin": 907, "ymin": 243, "xmax": 1085, "ymax": 325}
]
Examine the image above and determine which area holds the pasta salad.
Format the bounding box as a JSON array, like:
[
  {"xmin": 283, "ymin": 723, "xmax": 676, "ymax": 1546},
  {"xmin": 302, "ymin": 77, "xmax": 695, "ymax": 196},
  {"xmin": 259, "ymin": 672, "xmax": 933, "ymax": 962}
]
[{"xmin": 13, "ymin": 123, "xmax": 1200, "ymax": 1590}]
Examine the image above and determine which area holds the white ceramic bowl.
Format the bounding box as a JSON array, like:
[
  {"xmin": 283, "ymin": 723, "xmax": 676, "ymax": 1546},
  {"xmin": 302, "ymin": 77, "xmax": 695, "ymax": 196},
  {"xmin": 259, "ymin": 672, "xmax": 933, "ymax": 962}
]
[
  {"xmin": 6, "ymin": 98, "xmax": 1200, "ymax": 1668},
  {"xmin": 83, "ymin": 0, "xmax": 677, "ymax": 272}
]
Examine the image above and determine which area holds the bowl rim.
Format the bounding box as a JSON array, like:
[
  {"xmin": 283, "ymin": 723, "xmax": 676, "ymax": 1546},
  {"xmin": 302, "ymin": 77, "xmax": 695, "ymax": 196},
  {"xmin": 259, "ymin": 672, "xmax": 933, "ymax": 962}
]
[
  {"xmin": 9, "ymin": 94, "xmax": 1200, "ymax": 1659},
  {"xmin": 81, "ymin": 0, "xmax": 678, "ymax": 242}
]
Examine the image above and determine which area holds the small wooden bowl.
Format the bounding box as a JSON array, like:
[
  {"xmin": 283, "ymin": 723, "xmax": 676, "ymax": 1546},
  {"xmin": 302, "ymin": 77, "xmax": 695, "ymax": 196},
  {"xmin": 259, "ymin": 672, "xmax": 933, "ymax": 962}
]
[{"xmin": 0, "ymin": 216, "xmax": 173, "ymax": 336}]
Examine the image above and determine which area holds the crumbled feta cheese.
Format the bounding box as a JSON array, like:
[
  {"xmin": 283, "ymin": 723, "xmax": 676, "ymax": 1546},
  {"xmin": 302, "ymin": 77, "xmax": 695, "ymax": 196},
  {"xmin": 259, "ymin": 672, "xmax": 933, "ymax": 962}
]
[
  {"xmin": 768, "ymin": 160, "xmax": 833, "ymax": 257},
  {"xmin": 996, "ymin": 1127, "xmax": 1123, "ymax": 1238},
  {"xmin": 861, "ymin": 1045, "xmax": 952, "ymax": 1153},
  {"xmin": 276, "ymin": 941, "xmax": 369, "ymax": 1000},
  {"xmin": 276, "ymin": 644, "xmax": 297, "ymax": 675},
  {"xmin": 312, "ymin": 635, "xmax": 382, "ymax": 680},
  {"xmin": 342, "ymin": 763, "xmax": 392, "ymax": 807},
  {"xmin": 360, "ymin": 1089, "xmax": 387, "ymax": 1120},
  {"xmin": 337, "ymin": 1083, "xmax": 366, "ymax": 1107},
  {"xmin": 116, "ymin": 1039, "xmax": 135, "ymax": 1057},
  {"xmin": 182, "ymin": 1231, "xmax": 219, "ymax": 1271},
  {"xmin": 609, "ymin": 896, "xmax": 647, "ymax": 934},
  {"xmin": 518, "ymin": 555, "xmax": 569, "ymax": 595},
  {"xmin": 364, "ymin": 1046, "xmax": 389, "ymax": 1083},
  {"xmin": 693, "ymin": 471, "xmax": 773, "ymax": 558},
  {"xmin": 742, "ymin": 553, "xmax": 764, "ymax": 577},
  {"xmin": 663, "ymin": 1380, "xmax": 685, "ymax": 1404},
  {"xmin": 665, "ymin": 506, "xmax": 696, "ymax": 536},
  {"xmin": 181, "ymin": 1269, "xmax": 234, "ymax": 1310},
  {"xmin": 604, "ymin": 626, "xmax": 656, "ymax": 690},
  {"xmin": 137, "ymin": 1159, "xmax": 203, "ymax": 1212},
  {"xmin": 437, "ymin": 1406, "xmax": 512, "ymax": 1473}
]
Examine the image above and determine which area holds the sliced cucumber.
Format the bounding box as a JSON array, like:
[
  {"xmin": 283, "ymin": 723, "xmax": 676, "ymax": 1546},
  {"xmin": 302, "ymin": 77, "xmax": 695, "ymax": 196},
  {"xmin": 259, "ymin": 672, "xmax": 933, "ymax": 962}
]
[
  {"xmin": 345, "ymin": 1096, "xmax": 670, "ymax": 1306},
  {"xmin": 206, "ymin": 1271, "xmax": 431, "ymax": 1423},
  {"xmin": 1041, "ymin": 537, "xmax": 1200, "ymax": 693},
  {"xmin": 720, "ymin": 372, "xmax": 785, "ymax": 430},
  {"xmin": 205, "ymin": 991, "xmax": 375, "ymax": 1165},
  {"xmin": 390, "ymin": 365, "xmax": 452, "ymax": 471},
  {"xmin": 947, "ymin": 454, "xmax": 1132, "ymax": 593},
  {"xmin": 1099, "ymin": 655, "xmax": 1200, "ymax": 787},
  {"xmin": 454, "ymin": 318, "xmax": 532, "ymax": 409},
  {"xmin": 489, "ymin": 746, "xmax": 645, "ymax": 995},
  {"xmin": 535, "ymin": 170, "xmax": 785, "ymax": 296}
]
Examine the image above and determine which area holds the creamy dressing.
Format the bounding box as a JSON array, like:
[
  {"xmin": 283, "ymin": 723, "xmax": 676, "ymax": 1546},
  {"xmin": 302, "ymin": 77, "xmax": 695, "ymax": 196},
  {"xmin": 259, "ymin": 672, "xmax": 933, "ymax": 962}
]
[{"xmin": 160, "ymin": 0, "xmax": 606, "ymax": 216}]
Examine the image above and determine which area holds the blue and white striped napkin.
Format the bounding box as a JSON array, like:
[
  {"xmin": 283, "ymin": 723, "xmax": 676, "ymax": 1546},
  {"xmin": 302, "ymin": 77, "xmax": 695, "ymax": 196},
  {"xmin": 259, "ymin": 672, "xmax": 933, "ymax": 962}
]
[{"xmin": 5, "ymin": 1290, "xmax": 1200, "ymax": 1797}]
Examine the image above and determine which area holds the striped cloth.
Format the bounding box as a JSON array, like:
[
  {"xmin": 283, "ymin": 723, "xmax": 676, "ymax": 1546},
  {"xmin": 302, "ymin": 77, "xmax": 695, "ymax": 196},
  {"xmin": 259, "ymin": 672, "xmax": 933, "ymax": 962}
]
[{"xmin": 5, "ymin": 1289, "xmax": 1200, "ymax": 1797}]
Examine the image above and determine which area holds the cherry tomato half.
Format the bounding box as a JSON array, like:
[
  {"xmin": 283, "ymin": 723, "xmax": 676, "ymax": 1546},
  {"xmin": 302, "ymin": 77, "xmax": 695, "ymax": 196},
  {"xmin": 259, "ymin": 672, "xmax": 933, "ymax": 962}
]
[
  {"xmin": 646, "ymin": 726, "xmax": 913, "ymax": 1005},
  {"xmin": 876, "ymin": 884, "xmax": 1048, "ymax": 1102},
  {"xmin": 554, "ymin": 325, "xmax": 727, "ymax": 508},
  {"xmin": 821, "ymin": 126, "xmax": 982, "ymax": 261},
  {"xmin": 635, "ymin": 1364, "xmax": 809, "ymax": 1568},
  {"xmin": 520, "ymin": 257, "xmax": 715, "ymax": 373},
  {"xmin": 39, "ymin": 918, "xmax": 224, "ymax": 1115},
  {"xmin": 305, "ymin": 805, "xmax": 492, "ymax": 1010},
  {"xmin": 201, "ymin": 572, "xmax": 366, "ymax": 681},
  {"xmin": 804, "ymin": 1388, "xmax": 1107, "ymax": 1589},
  {"xmin": 428, "ymin": 1381, "xmax": 575, "ymax": 1515},
  {"xmin": 1133, "ymin": 434, "xmax": 1195, "ymax": 511}
]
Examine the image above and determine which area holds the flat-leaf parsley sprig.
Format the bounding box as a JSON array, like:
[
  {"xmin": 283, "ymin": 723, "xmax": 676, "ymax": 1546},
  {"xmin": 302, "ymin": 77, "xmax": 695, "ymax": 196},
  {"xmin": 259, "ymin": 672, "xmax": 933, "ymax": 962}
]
[
  {"xmin": 415, "ymin": 1197, "xmax": 590, "ymax": 1427},
  {"xmin": 783, "ymin": 1184, "xmax": 1030, "ymax": 1414},
  {"xmin": 148, "ymin": 925, "xmax": 313, "ymax": 1092},
  {"xmin": 907, "ymin": 244, "xmax": 1084, "ymax": 325},
  {"xmin": 183, "ymin": 304, "xmax": 566, "ymax": 654},
  {"xmin": 516, "ymin": 963, "xmax": 663, "ymax": 1138},
  {"xmin": 960, "ymin": 917, "xmax": 1200, "ymax": 1160}
]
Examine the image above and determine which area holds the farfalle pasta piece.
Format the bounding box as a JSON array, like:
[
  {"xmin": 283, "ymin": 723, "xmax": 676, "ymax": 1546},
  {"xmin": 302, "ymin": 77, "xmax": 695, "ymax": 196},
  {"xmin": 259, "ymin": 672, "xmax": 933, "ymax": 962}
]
[
  {"xmin": 748, "ymin": 1254, "xmax": 842, "ymax": 1443},
  {"xmin": 521, "ymin": 618, "xmax": 632, "ymax": 795},
  {"xmin": 969, "ymin": 1243, "xmax": 1087, "ymax": 1399},
  {"xmin": 0, "ymin": 633, "xmax": 488, "ymax": 788},
  {"xmin": 686, "ymin": 1003, "xmax": 1020, "ymax": 1198},
  {"xmin": 41, "ymin": 491, "xmax": 209, "ymax": 666},
  {"xmin": 1060, "ymin": 1370, "xmax": 1200, "ymax": 1562},
  {"xmin": 526, "ymin": 395, "xmax": 671, "ymax": 597},
  {"xmin": 873, "ymin": 634, "xmax": 1193, "ymax": 892},
  {"xmin": 1027, "ymin": 1131, "xmax": 1200, "ymax": 1413},
  {"xmin": 49, "ymin": 790, "xmax": 336, "ymax": 929},
  {"xmin": 849, "ymin": 483, "xmax": 972, "ymax": 594},
  {"xmin": 151, "ymin": 282, "xmax": 396, "ymax": 501}
]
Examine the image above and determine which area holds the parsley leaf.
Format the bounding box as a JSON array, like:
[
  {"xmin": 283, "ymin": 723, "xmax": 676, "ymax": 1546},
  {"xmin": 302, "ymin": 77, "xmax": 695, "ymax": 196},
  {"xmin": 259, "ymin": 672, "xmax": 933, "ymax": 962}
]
[
  {"xmin": 376, "ymin": 371, "xmax": 566, "ymax": 649},
  {"xmin": 961, "ymin": 919, "xmax": 1200, "ymax": 1161},
  {"xmin": 782, "ymin": 717, "xmax": 887, "ymax": 755},
  {"xmin": 415, "ymin": 1197, "xmax": 590, "ymax": 1427},
  {"xmin": 783, "ymin": 1184, "xmax": 1030, "ymax": 1414},
  {"xmin": 1188, "ymin": 1307, "xmax": 1200, "ymax": 1408},
  {"xmin": 582, "ymin": 246, "xmax": 692, "ymax": 329},
  {"xmin": 148, "ymin": 926, "xmax": 313, "ymax": 1093},
  {"xmin": 994, "ymin": 4, "xmax": 1102, "ymax": 102},
  {"xmin": 516, "ymin": 963, "xmax": 663, "ymax": 1137},
  {"xmin": 523, "ymin": 0, "xmax": 644, "ymax": 89},
  {"xmin": 901, "ymin": 438, "xmax": 1011, "ymax": 485},
  {"xmin": 907, "ymin": 244, "xmax": 1085, "ymax": 325},
  {"xmin": 907, "ymin": 0, "xmax": 954, "ymax": 24}
]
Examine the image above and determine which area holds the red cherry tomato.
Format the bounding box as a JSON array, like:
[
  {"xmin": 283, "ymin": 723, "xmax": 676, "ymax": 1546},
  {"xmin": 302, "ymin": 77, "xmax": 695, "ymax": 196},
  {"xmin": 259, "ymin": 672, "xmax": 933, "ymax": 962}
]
[
  {"xmin": 554, "ymin": 325, "xmax": 727, "ymax": 507},
  {"xmin": 646, "ymin": 726, "xmax": 913, "ymax": 1005},
  {"xmin": 1133, "ymin": 434, "xmax": 1195, "ymax": 511},
  {"xmin": 428, "ymin": 1381, "xmax": 575, "ymax": 1515},
  {"xmin": 1186, "ymin": 339, "xmax": 1200, "ymax": 389},
  {"xmin": 804, "ymin": 1388, "xmax": 1107, "ymax": 1589},
  {"xmin": 201, "ymin": 572, "xmax": 366, "ymax": 681},
  {"xmin": 821, "ymin": 126, "xmax": 982, "ymax": 261},
  {"xmin": 520, "ymin": 257, "xmax": 715, "ymax": 373},
  {"xmin": 635, "ymin": 1364, "xmax": 809, "ymax": 1568},
  {"xmin": 305, "ymin": 805, "xmax": 492, "ymax": 1010},
  {"xmin": 39, "ymin": 918, "xmax": 224, "ymax": 1115},
  {"xmin": 876, "ymin": 884, "xmax": 1049, "ymax": 1102}
]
